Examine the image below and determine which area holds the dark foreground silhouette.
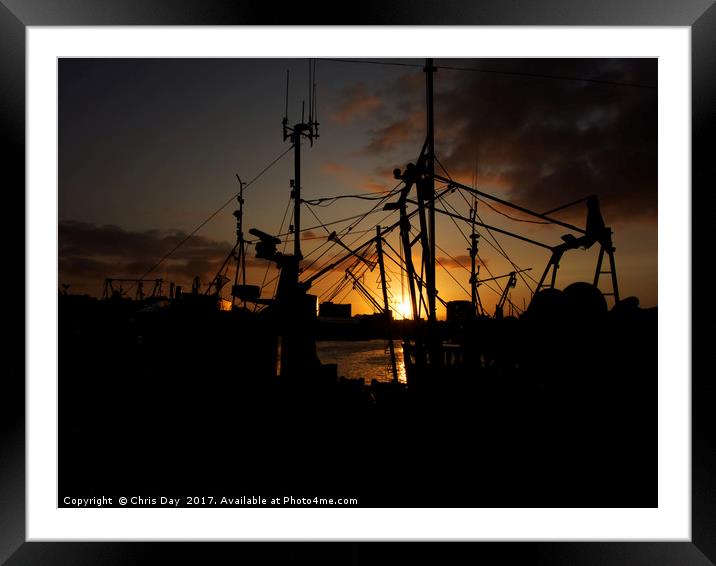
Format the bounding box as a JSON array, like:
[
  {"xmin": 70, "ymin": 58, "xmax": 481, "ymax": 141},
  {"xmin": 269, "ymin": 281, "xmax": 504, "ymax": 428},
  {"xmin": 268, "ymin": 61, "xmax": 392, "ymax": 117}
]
[{"xmin": 59, "ymin": 287, "xmax": 656, "ymax": 508}]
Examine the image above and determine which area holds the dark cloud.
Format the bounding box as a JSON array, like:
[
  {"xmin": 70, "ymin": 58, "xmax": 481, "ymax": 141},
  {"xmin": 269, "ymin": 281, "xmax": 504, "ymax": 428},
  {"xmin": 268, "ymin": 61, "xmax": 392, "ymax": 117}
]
[
  {"xmin": 320, "ymin": 160, "xmax": 395, "ymax": 193},
  {"xmin": 360, "ymin": 178, "xmax": 393, "ymax": 193},
  {"xmin": 440, "ymin": 59, "xmax": 657, "ymax": 222},
  {"xmin": 320, "ymin": 162, "xmax": 350, "ymax": 176},
  {"xmin": 358, "ymin": 59, "xmax": 657, "ymax": 223},
  {"xmin": 358, "ymin": 72, "xmax": 424, "ymax": 156},
  {"xmin": 59, "ymin": 220, "xmax": 234, "ymax": 261},
  {"xmin": 58, "ymin": 220, "xmax": 262, "ymax": 295},
  {"xmin": 329, "ymin": 83, "xmax": 382, "ymax": 124},
  {"xmin": 362, "ymin": 113, "xmax": 422, "ymax": 155},
  {"xmin": 58, "ymin": 256, "xmax": 111, "ymax": 278}
]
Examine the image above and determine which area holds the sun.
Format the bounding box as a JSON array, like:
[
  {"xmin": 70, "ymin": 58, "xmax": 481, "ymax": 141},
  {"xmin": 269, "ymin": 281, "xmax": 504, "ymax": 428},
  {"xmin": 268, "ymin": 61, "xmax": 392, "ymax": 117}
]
[{"xmin": 395, "ymin": 300, "xmax": 412, "ymax": 320}]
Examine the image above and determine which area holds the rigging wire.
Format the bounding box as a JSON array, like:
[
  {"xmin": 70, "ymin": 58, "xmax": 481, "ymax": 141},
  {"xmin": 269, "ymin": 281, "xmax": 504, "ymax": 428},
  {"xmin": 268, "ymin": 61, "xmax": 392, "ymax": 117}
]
[
  {"xmin": 435, "ymin": 156, "xmax": 536, "ymax": 292},
  {"xmin": 300, "ymin": 239, "xmax": 339, "ymax": 274},
  {"xmin": 381, "ymin": 240, "xmax": 453, "ymax": 310},
  {"xmin": 302, "ymin": 190, "xmax": 395, "ymax": 206},
  {"xmin": 275, "ymin": 208, "xmax": 387, "ymax": 238},
  {"xmin": 260, "ymin": 273, "xmax": 280, "ymax": 292},
  {"xmin": 334, "ymin": 278, "xmax": 358, "ymax": 306},
  {"xmin": 432, "ymin": 237, "xmax": 503, "ymax": 299},
  {"xmin": 474, "ymin": 207, "xmax": 538, "ymax": 291},
  {"xmin": 441, "ymin": 193, "xmax": 533, "ymax": 293},
  {"xmin": 431, "ymin": 187, "xmax": 507, "ymax": 297},
  {"xmin": 437, "ymin": 63, "xmax": 657, "ymax": 90},
  {"xmin": 434, "ymin": 197, "xmax": 504, "ymax": 293},
  {"xmin": 268, "ymin": 191, "xmax": 400, "ymax": 290},
  {"xmin": 324, "ymin": 254, "xmax": 374, "ymax": 306},
  {"xmin": 433, "ymin": 154, "xmax": 548, "ymax": 225},
  {"xmin": 323, "ymin": 274, "xmax": 350, "ymax": 303},
  {"xmin": 257, "ymin": 195, "xmax": 292, "ymax": 297},
  {"xmin": 477, "ymin": 198, "xmax": 551, "ymax": 225},
  {"xmin": 435, "ymin": 157, "xmax": 537, "ymax": 292},
  {"xmin": 304, "ymin": 202, "xmax": 333, "ymax": 235},
  {"xmin": 431, "ymin": 197, "xmax": 508, "ymax": 298},
  {"xmin": 320, "ymin": 58, "xmax": 656, "ymax": 90},
  {"xmin": 132, "ymin": 144, "xmax": 295, "ymax": 288},
  {"xmin": 297, "ymin": 183, "xmax": 402, "ymax": 281},
  {"xmin": 432, "ymin": 228, "xmax": 522, "ymax": 313},
  {"xmin": 435, "ymin": 256, "xmax": 472, "ymax": 300},
  {"xmin": 271, "ymin": 207, "xmax": 294, "ymax": 299}
]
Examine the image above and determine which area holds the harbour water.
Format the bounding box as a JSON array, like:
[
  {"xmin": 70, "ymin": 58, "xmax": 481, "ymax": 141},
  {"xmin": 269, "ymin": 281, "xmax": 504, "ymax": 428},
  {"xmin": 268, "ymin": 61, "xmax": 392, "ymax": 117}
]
[{"xmin": 316, "ymin": 339, "xmax": 407, "ymax": 384}]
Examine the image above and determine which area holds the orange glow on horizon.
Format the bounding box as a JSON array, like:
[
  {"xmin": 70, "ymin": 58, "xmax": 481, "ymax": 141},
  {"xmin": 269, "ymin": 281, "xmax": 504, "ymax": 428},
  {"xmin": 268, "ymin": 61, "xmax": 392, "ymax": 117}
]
[{"xmin": 395, "ymin": 300, "xmax": 412, "ymax": 320}]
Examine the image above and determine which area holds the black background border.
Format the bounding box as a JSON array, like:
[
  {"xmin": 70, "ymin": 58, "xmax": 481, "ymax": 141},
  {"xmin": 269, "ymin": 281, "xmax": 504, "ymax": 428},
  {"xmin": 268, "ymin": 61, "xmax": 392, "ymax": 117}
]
[{"xmin": 1, "ymin": 1, "xmax": 713, "ymax": 564}]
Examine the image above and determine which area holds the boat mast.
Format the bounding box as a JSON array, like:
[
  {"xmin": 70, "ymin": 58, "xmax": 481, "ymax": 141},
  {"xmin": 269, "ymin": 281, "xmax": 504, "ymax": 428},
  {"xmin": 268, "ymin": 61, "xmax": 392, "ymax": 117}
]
[
  {"xmin": 283, "ymin": 63, "xmax": 319, "ymax": 263},
  {"xmin": 231, "ymin": 175, "xmax": 247, "ymax": 307},
  {"xmin": 469, "ymin": 198, "xmax": 483, "ymax": 317},
  {"xmin": 424, "ymin": 58, "xmax": 437, "ymax": 323},
  {"xmin": 376, "ymin": 225, "xmax": 399, "ymax": 383}
]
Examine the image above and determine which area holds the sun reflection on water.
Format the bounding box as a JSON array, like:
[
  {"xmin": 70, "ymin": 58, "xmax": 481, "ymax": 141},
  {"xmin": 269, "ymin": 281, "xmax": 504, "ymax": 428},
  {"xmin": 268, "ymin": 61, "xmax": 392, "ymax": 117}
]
[{"xmin": 316, "ymin": 339, "xmax": 407, "ymax": 384}]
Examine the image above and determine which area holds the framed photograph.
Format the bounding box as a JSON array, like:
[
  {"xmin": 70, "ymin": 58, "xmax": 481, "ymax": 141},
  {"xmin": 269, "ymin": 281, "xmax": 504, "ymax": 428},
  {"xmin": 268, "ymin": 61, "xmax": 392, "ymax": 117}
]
[{"xmin": 3, "ymin": 1, "xmax": 711, "ymax": 563}]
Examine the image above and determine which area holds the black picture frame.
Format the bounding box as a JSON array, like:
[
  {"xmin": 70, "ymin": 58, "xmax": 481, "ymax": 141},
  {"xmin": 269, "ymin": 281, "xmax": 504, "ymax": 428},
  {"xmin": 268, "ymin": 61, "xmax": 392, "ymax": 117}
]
[{"xmin": 2, "ymin": 1, "xmax": 711, "ymax": 564}]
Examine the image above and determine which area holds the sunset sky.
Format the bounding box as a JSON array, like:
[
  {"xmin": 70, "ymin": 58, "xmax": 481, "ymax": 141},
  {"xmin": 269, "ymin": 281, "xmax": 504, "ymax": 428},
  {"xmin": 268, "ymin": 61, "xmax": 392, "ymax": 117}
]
[{"xmin": 59, "ymin": 58, "xmax": 657, "ymax": 318}]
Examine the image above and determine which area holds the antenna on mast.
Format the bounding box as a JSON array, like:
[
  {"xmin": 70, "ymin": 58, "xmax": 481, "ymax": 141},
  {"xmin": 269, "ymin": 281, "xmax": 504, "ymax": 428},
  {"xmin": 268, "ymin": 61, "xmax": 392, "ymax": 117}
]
[
  {"xmin": 281, "ymin": 59, "xmax": 321, "ymax": 262},
  {"xmin": 231, "ymin": 174, "xmax": 248, "ymax": 306},
  {"xmin": 312, "ymin": 60, "xmax": 318, "ymax": 126},
  {"xmin": 308, "ymin": 60, "xmax": 312, "ymax": 123},
  {"xmin": 307, "ymin": 59, "xmax": 318, "ymax": 135},
  {"xmin": 283, "ymin": 69, "xmax": 290, "ymax": 140}
]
